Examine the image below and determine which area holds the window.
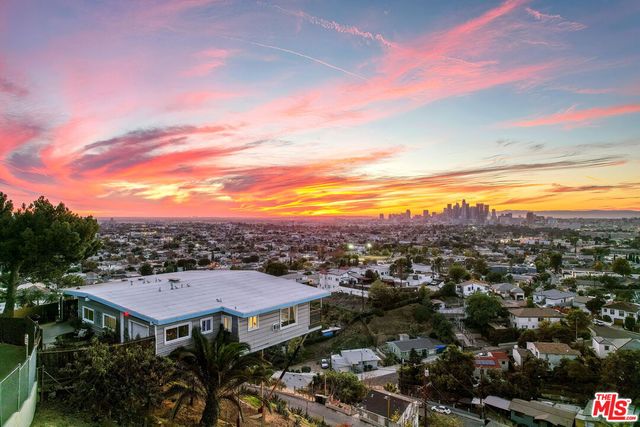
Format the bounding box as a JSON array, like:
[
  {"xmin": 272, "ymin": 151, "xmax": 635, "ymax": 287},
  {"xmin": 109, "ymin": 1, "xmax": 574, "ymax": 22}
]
[
  {"xmin": 248, "ymin": 315, "xmax": 259, "ymax": 331},
  {"xmin": 604, "ymin": 345, "xmax": 610, "ymax": 351},
  {"xmin": 82, "ymin": 307, "xmax": 94, "ymax": 323},
  {"xmin": 222, "ymin": 315, "xmax": 232, "ymax": 332},
  {"xmin": 280, "ymin": 305, "xmax": 297, "ymax": 328},
  {"xmin": 165, "ymin": 323, "xmax": 191, "ymax": 343},
  {"xmin": 102, "ymin": 314, "xmax": 116, "ymax": 330},
  {"xmin": 200, "ymin": 317, "xmax": 213, "ymax": 334}
]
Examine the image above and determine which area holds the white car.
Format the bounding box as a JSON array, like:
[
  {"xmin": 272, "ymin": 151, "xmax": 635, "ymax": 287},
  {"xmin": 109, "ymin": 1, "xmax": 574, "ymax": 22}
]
[
  {"xmin": 593, "ymin": 319, "xmax": 606, "ymax": 326},
  {"xmin": 320, "ymin": 359, "xmax": 329, "ymax": 369},
  {"xmin": 431, "ymin": 405, "xmax": 451, "ymax": 415}
]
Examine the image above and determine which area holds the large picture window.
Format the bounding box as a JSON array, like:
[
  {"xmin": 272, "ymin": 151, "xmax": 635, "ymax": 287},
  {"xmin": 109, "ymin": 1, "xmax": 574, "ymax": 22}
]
[
  {"xmin": 102, "ymin": 313, "xmax": 116, "ymax": 330},
  {"xmin": 280, "ymin": 305, "xmax": 297, "ymax": 328},
  {"xmin": 165, "ymin": 323, "xmax": 190, "ymax": 343},
  {"xmin": 82, "ymin": 307, "xmax": 94, "ymax": 324}
]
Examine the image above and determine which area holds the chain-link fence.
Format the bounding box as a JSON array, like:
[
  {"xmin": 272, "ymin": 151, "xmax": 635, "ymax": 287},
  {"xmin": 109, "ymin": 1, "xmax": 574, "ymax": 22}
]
[{"xmin": 0, "ymin": 344, "xmax": 37, "ymax": 425}]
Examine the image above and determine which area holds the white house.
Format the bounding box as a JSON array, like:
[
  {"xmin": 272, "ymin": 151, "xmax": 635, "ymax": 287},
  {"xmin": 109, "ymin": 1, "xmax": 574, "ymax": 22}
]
[
  {"xmin": 456, "ymin": 280, "xmax": 490, "ymax": 297},
  {"xmin": 590, "ymin": 325, "xmax": 640, "ymax": 358},
  {"xmin": 491, "ymin": 283, "xmax": 525, "ymax": 300},
  {"xmin": 331, "ymin": 348, "xmax": 381, "ymax": 373},
  {"xmin": 601, "ymin": 301, "xmax": 640, "ymax": 324},
  {"xmin": 525, "ymin": 342, "xmax": 580, "ymax": 368},
  {"xmin": 533, "ymin": 289, "xmax": 575, "ymax": 307},
  {"xmin": 508, "ymin": 308, "xmax": 565, "ymax": 329},
  {"xmin": 318, "ymin": 269, "xmax": 352, "ymax": 290}
]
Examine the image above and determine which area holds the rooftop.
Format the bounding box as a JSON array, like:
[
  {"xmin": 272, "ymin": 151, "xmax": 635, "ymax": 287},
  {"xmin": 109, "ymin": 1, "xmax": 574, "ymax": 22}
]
[
  {"xmin": 509, "ymin": 307, "xmax": 565, "ymax": 318},
  {"xmin": 530, "ymin": 342, "xmax": 580, "ymax": 356},
  {"xmin": 62, "ymin": 270, "xmax": 329, "ymax": 325},
  {"xmin": 603, "ymin": 301, "xmax": 640, "ymax": 312},
  {"xmin": 386, "ymin": 337, "xmax": 444, "ymax": 352}
]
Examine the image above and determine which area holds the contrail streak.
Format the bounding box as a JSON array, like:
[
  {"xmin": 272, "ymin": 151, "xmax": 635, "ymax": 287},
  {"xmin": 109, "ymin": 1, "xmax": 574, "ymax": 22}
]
[{"xmin": 224, "ymin": 36, "xmax": 367, "ymax": 81}]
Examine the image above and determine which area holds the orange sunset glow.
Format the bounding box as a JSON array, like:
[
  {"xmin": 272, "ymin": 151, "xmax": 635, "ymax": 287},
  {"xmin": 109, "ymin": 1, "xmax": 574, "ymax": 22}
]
[{"xmin": 1, "ymin": 0, "xmax": 639, "ymax": 217}]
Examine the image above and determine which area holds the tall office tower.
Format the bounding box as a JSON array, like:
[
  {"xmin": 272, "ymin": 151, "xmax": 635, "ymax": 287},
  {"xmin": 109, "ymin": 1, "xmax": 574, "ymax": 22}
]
[
  {"xmin": 491, "ymin": 209, "xmax": 497, "ymax": 221},
  {"xmin": 379, "ymin": 213, "xmax": 384, "ymax": 220},
  {"xmin": 405, "ymin": 209, "xmax": 411, "ymax": 219},
  {"xmin": 423, "ymin": 209, "xmax": 429, "ymax": 218}
]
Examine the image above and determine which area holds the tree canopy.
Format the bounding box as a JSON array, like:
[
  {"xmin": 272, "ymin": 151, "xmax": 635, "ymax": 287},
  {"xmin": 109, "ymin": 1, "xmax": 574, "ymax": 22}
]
[
  {"xmin": 465, "ymin": 293, "xmax": 503, "ymax": 328},
  {"xmin": 0, "ymin": 193, "xmax": 99, "ymax": 316}
]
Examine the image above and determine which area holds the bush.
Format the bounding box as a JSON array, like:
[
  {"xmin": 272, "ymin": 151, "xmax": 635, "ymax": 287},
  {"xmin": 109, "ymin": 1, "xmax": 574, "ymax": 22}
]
[{"xmin": 62, "ymin": 339, "xmax": 172, "ymax": 424}]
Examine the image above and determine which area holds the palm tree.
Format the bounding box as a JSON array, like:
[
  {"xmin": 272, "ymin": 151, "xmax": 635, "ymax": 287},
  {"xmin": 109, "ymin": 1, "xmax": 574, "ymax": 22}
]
[{"xmin": 167, "ymin": 328, "xmax": 271, "ymax": 426}]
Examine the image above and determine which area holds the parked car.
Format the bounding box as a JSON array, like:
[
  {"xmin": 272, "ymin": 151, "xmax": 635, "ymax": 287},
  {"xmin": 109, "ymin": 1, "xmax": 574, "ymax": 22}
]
[
  {"xmin": 320, "ymin": 359, "xmax": 329, "ymax": 369},
  {"xmin": 593, "ymin": 319, "xmax": 606, "ymax": 326},
  {"xmin": 431, "ymin": 405, "xmax": 451, "ymax": 415}
]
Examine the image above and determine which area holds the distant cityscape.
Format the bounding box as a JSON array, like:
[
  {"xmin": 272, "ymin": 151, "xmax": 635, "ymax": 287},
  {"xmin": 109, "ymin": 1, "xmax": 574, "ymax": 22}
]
[{"xmin": 380, "ymin": 199, "xmax": 546, "ymax": 225}]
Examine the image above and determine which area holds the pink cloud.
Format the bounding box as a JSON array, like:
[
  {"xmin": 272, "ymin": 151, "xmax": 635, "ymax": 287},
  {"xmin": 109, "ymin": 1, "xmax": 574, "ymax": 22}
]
[{"xmin": 507, "ymin": 103, "xmax": 640, "ymax": 127}]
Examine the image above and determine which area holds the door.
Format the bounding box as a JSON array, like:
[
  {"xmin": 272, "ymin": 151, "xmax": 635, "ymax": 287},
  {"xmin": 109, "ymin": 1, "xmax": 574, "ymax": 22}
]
[{"xmin": 128, "ymin": 320, "xmax": 149, "ymax": 339}]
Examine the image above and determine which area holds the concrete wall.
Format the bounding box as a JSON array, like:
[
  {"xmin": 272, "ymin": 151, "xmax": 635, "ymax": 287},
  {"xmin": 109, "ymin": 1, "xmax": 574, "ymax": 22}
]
[{"xmin": 4, "ymin": 382, "xmax": 37, "ymax": 427}]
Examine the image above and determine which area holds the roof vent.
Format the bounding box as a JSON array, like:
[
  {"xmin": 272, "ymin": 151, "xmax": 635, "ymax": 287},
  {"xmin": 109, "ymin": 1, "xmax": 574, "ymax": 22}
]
[{"xmin": 158, "ymin": 287, "xmax": 162, "ymax": 292}]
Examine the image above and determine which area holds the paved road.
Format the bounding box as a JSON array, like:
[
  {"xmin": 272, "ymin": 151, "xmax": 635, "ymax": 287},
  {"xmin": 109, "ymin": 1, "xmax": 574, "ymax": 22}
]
[
  {"xmin": 275, "ymin": 391, "xmax": 369, "ymax": 427},
  {"xmin": 426, "ymin": 401, "xmax": 485, "ymax": 427}
]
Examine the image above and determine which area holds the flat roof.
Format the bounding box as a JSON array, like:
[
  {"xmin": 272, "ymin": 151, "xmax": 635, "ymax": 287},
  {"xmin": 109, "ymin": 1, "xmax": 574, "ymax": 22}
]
[{"xmin": 63, "ymin": 270, "xmax": 329, "ymax": 325}]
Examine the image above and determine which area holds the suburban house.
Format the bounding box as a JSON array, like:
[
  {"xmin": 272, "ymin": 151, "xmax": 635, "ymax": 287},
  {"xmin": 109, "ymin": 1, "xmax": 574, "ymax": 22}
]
[
  {"xmin": 331, "ymin": 348, "xmax": 381, "ymax": 373},
  {"xmin": 318, "ymin": 269, "xmax": 355, "ymax": 290},
  {"xmin": 62, "ymin": 270, "xmax": 329, "ymax": 356},
  {"xmin": 359, "ymin": 389, "xmax": 420, "ymax": 427},
  {"xmin": 385, "ymin": 335, "xmax": 444, "ymax": 361},
  {"xmin": 473, "ymin": 351, "xmax": 509, "ymax": 378},
  {"xmin": 525, "ymin": 342, "xmax": 580, "ymax": 368},
  {"xmin": 491, "ymin": 283, "xmax": 525, "ymax": 300},
  {"xmin": 589, "ymin": 325, "xmax": 640, "ymax": 358},
  {"xmin": 533, "ymin": 289, "xmax": 575, "ymax": 307},
  {"xmin": 600, "ymin": 301, "xmax": 640, "ymax": 324},
  {"xmin": 456, "ymin": 280, "xmax": 490, "ymax": 297},
  {"xmin": 508, "ymin": 308, "xmax": 565, "ymax": 329}
]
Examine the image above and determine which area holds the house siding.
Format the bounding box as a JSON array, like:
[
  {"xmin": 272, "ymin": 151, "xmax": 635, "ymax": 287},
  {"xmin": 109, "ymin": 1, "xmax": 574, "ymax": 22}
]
[
  {"xmin": 78, "ymin": 299, "xmax": 121, "ymax": 334},
  {"xmin": 155, "ymin": 313, "xmax": 222, "ymax": 356},
  {"xmin": 237, "ymin": 302, "xmax": 311, "ymax": 352}
]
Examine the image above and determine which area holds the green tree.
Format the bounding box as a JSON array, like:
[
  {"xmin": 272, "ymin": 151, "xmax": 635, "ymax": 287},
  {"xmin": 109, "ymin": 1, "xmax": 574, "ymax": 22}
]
[
  {"xmin": 566, "ymin": 309, "xmax": 590, "ymax": 334},
  {"xmin": 369, "ymin": 280, "xmax": 398, "ymax": 309},
  {"xmin": 168, "ymin": 328, "xmax": 271, "ymax": 426},
  {"xmin": 0, "ymin": 194, "xmax": 99, "ymax": 317},
  {"xmin": 548, "ymin": 252, "xmax": 563, "ymax": 273},
  {"xmin": 63, "ymin": 339, "xmax": 172, "ymax": 425},
  {"xmin": 600, "ymin": 350, "xmax": 640, "ymax": 404},
  {"xmin": 429, "ymin": 346, "xmax": 475, "ymax": 401},
  {"xmin": 465, "ymin": 293, "xmax": 503, "ymax": 328},
  {"xmin": 139, "ymin": 263, "xmax": 153, "ymax": 276},
  {"xmin": 624, "ymin": 316, "xmax": 636, "ymax": 331},
  {"xmin": 585, "ymin": 295, "xmax": 606, "ymax": 314},
  {"xmin": 431, "ymin": 313, "xmax": 455, "ymax": 343},
  {"xmin": 612, "ymin": 258, "xmax": 632, "ymax": 277},
  {"xmin": 263, "ymin": 261, "xmax": 289, "ymax": 276},
  {"xmin": 448, "ymin": 264, "xmax": 470, "ymax": 283},
  {"xmin": 312, "ymin": 371, "xmax": 366, "ymax": 404}
]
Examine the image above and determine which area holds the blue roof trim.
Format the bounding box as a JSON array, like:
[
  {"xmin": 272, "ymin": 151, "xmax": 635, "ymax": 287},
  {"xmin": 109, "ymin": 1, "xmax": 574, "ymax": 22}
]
[
  {"xmin": 63, "ymin": 289, "xmax": 330, "ymax": 326},
  {"xmin": 64, "ymin": 289, "xmax": 158, "ymax": 324}
]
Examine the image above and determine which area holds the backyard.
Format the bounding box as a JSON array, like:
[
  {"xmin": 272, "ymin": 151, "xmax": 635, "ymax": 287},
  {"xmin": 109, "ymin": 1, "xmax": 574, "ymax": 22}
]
[{"xmin": 0, "ymin": 343, "xmax": 25, "ymax": 379}]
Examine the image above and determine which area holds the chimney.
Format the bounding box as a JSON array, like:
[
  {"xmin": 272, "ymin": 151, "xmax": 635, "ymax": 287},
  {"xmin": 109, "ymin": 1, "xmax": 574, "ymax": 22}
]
[{"xmin": 399, "ymin": 333, "xmax": 409, "ymax": 341}]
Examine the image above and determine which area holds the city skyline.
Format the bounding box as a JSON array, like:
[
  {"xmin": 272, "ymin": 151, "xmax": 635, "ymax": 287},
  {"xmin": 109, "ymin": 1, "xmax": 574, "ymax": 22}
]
[{"xmin": 2, "ymin": 0, "xmax": 640, "ymax": 217}]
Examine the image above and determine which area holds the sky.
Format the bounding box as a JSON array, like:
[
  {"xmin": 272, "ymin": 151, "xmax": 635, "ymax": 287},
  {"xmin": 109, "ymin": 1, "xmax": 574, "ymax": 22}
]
[{"xmin": 1, "ymin": 0, "xmax": 640, "ymax": 217}]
